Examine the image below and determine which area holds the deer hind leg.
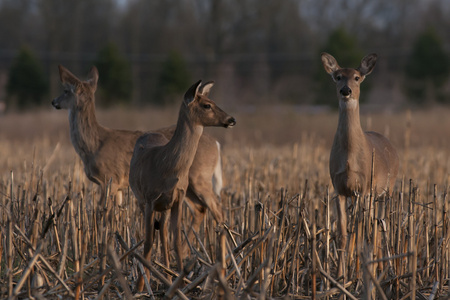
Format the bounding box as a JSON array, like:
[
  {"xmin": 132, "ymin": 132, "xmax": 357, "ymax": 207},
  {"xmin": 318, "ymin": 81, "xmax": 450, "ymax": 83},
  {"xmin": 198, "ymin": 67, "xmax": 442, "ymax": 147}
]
[
  {"xmin": 188, "ymin": 181, "xmax": 223, "ymax": 224},
  {"xmin": 97, "ymin": 181, "xmax": 119, "ymax": 218},
  {"xmin": 95, "ymin": 185, "xmax": 107, "ymax": 226},
  {"xmin": 336, "ymin": 194, "xmax": 348, "ymax": 278},
  {"xmin": 202, "ymin": 190, "xmax": 223, "ymax": 225},
  {"xmin": 212, "ymin": 142, "xmax": 223, "ymax": 197},
  {"xmin": 184, "ymin": 186, "xmax": 224, "ymax": 253},
  {"xmin": 137, "ymin": 202, "xmax": 155, "ymax": 292},
  {"xmin": 184, "ymin": 189, "xmax": 207, "ymax": 244},
  {"xmin": 188, "ymin": 146, "xmax": 223, "ymax": 226},
  {"xmin": 98, "ymin": 185, "xmax": 106, "ymax": 209}
]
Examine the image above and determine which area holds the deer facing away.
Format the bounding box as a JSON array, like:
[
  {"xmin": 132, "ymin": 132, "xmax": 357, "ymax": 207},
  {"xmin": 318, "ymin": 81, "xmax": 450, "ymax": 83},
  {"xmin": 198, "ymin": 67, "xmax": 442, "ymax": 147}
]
[
  {"xmin": 321, "ymin": 52, "xmax": 399, "ymax": 277},
  {"xmin": 129, "ymin": 80, "xmax": 235, "ymax": 290},
  {"xmin": 51, "ymin": 65, "xmax": 225, "ymax": 246}
]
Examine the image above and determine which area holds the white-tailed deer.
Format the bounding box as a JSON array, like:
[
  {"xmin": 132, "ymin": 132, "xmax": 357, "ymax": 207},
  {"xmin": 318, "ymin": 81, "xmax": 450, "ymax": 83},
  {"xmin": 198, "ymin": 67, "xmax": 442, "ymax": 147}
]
[
  {"xmin": 51, "ymin": 65, "xmax": 225, "ymax": 243},
  {"xmin": 129, "ymin": 80, "xmax": 235, "ymax": 290},
  {"xmin": 321, "ymin": 53, "xmax": 399, "ymax": 277}
]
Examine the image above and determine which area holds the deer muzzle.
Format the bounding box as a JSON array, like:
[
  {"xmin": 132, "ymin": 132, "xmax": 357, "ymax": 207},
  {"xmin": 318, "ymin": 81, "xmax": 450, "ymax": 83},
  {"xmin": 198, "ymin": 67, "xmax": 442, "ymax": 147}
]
[
  {"xmin": 340, "ymin": 86, "xmax": 352, "ymax": 98},
  {"xmin": 51, "ymin": 99, "xmax": 61, "ymax": 109},
  {"xmin": 224, "ymin": 116, "xmax": 236, "ymax": 128}
]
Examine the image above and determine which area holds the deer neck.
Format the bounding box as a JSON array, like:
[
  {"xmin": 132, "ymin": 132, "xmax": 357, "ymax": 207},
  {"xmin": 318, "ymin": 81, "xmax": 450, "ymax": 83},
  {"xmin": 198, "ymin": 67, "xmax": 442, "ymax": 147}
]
[
  {"xmin": 336, "ymin": 99, "xmax": 366, "ymax": 153},
  {"xmin": 165, "ymin": 105, "xmax": 203, "ymax": 177},
  {"xmin": 68, "ymin": 100, "xmax": 104, "ymax": 156}
]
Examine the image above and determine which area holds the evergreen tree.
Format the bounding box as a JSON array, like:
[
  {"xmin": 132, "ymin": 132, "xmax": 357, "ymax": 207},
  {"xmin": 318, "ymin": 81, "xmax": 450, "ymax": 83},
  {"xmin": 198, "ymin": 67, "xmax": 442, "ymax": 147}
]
[
  {"xmin": 6, "ymin": 46, "xmax": 48, "ymax": 110},
  {"xmin": 404, "ymin": 28, "xmax": 450, "ymax": 105},
  {"xmin": 94, "ymin": 43, "xmax": 132, "ymax": 106},
  {"xmin": 314, "ymin": 28, "xmax": 366, "ymax": 107},
  {"xmin": 153, "ymin": 51, "xmax": 190, "ymax": 106}
]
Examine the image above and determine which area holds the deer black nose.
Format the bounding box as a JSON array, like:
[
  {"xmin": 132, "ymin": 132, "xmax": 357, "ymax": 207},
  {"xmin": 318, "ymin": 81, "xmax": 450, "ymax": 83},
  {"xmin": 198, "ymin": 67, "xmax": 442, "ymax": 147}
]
[
  {"xmin": 340, "ymin": 86, "xmax": 352, "ymax": 97},
  {"xmin": 225, "ymin": 116, "xmax": 236, "ymax": 128},
  {"xmin": 51, "ymin": 99, "xmax": 61, "ymax": 109}
]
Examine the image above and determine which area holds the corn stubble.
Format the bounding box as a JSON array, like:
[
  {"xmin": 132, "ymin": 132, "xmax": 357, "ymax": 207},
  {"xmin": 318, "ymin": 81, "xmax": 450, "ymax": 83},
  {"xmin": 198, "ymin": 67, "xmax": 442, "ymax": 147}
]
[{"xmin": 0, "ymin": 108, "xmax": 449, "ymax": 299}]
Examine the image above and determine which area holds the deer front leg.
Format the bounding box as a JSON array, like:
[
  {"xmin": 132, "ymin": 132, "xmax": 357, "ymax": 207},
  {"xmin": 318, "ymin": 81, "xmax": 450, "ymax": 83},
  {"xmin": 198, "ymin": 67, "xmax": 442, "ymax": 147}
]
[
  {"xmin": 159, "ymin": 210, "xmax": 171, "ymax": 280},
  {"xmin": 336, "ymin": 194, "xmax": 348, "ymax": 278},
  {"xmin": 137, "ymin": 202, "xmax": 155, "ymax": 292},
  {"xmin": 170, "ymin": 191, "xmax": 185, "ymax": 274}
]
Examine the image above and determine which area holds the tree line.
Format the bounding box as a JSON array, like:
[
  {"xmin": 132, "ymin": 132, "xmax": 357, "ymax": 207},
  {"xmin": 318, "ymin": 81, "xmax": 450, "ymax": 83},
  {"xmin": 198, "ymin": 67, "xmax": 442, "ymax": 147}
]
[{"xmin": 1, "ymin": 0, "xmax": 449, "ymax": 110}]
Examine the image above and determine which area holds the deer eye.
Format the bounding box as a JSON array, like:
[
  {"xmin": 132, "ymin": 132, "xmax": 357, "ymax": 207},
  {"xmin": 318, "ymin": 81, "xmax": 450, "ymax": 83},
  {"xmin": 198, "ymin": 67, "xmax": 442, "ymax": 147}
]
[
  {"xmin": 335, "ymin": 75, "xmax": 341, "ymax": 81},
  {"xmin": 203, "ymin": 104, "xmax": 211, "ymax": 109},
  {"xmin": 355, "ymin": 76, "xmax": 360, "ymax": 81}
]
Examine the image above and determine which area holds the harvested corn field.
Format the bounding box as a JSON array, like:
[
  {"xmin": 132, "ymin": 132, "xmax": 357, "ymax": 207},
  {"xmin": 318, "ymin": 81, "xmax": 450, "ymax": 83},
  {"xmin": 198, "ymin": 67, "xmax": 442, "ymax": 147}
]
[{"xmin": 0, "ymin": 106, "xmax": 449, "ymax": 299}]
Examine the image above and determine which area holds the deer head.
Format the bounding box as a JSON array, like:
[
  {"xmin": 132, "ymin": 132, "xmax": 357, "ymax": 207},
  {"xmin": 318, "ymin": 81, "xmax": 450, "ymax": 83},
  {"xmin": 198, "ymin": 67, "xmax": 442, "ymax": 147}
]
[
  {"xmin": 52, "ymin": 65, "xmax": 99, "ymax": 110},
  {"xmin": 321, "ymin": 53, "xmax": 377, "ymax": 109},
  {"xmin": 183, "ymin": 80, "xmax": 236, "ymax": 128}
]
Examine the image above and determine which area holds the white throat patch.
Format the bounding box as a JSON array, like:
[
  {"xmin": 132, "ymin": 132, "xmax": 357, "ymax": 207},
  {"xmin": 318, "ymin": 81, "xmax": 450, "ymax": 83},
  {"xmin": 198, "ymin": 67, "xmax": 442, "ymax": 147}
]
[{"xmin": 339, "ymin": 98, "xmax": 358, "ymax": 110}]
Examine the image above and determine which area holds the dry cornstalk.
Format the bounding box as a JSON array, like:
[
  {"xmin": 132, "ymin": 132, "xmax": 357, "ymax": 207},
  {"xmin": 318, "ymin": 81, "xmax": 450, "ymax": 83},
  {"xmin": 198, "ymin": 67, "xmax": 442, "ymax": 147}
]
[{"xmin": 107, "ymin": 245, "xmax": 133, "ymax": 299}]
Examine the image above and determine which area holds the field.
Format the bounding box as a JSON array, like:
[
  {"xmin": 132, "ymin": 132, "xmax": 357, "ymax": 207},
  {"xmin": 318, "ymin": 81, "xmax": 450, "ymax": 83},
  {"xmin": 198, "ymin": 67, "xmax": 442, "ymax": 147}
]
[{"xmin": 0, "ymin": 105, "xmax": 449, "ymax": 299}]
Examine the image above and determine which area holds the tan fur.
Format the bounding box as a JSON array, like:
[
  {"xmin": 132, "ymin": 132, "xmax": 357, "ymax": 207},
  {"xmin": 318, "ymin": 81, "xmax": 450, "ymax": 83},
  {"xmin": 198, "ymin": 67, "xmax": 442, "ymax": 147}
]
[
  {"xmin": 128, "ymin": 81, "xmax": 235, "ymax": 290},
  {"xmin": 52, "ymin": 65, "xmax": 225, "ymax": 239},
  {"xmin": 321, "ymin": 53, "xmax": 399, "ymax": 277}
]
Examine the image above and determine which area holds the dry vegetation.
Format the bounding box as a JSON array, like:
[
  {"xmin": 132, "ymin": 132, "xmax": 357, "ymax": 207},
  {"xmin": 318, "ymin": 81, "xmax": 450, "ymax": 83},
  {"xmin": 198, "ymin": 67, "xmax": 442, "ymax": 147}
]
[{"xmin": 0, "ymin": 105, "xmax": 449, "ymax": 299}]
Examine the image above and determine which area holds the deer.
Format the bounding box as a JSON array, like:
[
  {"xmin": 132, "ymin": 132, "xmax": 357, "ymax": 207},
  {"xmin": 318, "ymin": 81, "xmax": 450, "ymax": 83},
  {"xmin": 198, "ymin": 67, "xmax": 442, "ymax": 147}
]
[
  {"xmin": 321, "ymin": 52, "xmax": 399, "ymax": 278},
  {"xmin": 51, "ymin": 65, "xmax": 225, "ymax": 246},
  {"xmin": 129, "ymin": 80, "xmax": 235, "ymax": 290}
]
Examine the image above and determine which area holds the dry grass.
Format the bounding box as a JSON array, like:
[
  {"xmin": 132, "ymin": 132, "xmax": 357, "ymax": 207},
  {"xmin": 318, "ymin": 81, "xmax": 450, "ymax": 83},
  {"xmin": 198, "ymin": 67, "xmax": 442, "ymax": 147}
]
[{"xmin": 0, "ymin": 105, "xmax": 449, "ymax": 299}]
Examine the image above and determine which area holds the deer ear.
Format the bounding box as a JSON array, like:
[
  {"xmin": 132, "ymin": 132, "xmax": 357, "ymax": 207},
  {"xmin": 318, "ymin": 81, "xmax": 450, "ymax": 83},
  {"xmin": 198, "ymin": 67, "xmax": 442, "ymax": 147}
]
[
  {"xmin": 184, "ymin": 80, "xmax": 202, "ymax": 105},
  {"xmin": 358, "ymin": 53, "xmax": 377, "ymax": 76},
  {"xmin": 321, "ymin": 52, "xmax": 340, "ymax": 75},
  {"xmin": 198, "ymin": 81, "xmax": 215, "ymax": 97},
  {"xmin": 58, "ymin": 65, "xmax": 80, "ymax": 86},
  {"xmin": 87, "ymin": 66, "xmax": 99, "ymax": 91}
]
